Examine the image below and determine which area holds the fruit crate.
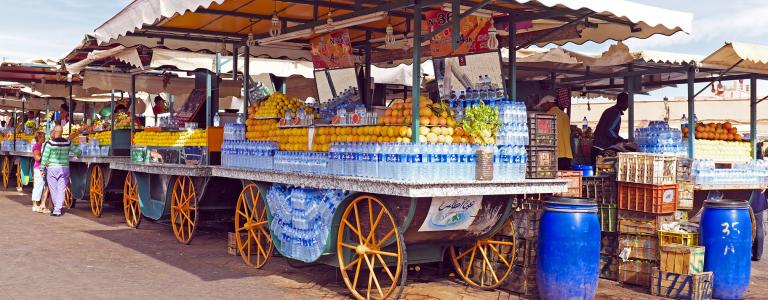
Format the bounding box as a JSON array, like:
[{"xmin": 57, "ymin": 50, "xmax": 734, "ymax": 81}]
[
  {"xmin": 618, "ymin": 182, "xmax": 678, "ymax": 214},
  {"xmin": 595, "ymin": 156, "xmax": 618, "ymax": 176},
  {"xmin": 526, "ymin": 145, "xmax": 557, "ymax": 179},
  {"xmin": 618, "ymin": 210, "xmax": 676, "ymax": 235},
  {"xmin": 651, "ymin": 268, "xmax": 713, "ymax": 300},
  {"xmin": 600, "ymin": 255, "xmax": 619, "ymax": 280},
  {"xmin": 677, "ymin": 180, "xmax": 694, "ymax": 210},
  {"xmin": 512, "ymin": 200, "xmax": 543, "ymax": 240},
  {"xmin": 582, "ymin": 176, "xmax": 618, "ymax": 204},
  {"xmin": 617, "ymin": 153, "xmax": 678, "ymax": 185},
  {"xmin": 676, "ymin": 157, "xmax": 692, "ymax": 182},
  {"xmin": 502, "ymin": 264, "xmax": 538, "ymax": 297},
  {"xmin": 556, "ymin": 170, "xmax": 582, "ymax": 197},
  {"xmin": 619, "ymin": 233, "xmax": 660, "ymax": 261},
  {"xmin": 659, "ymin": 245, "xmax": 705, "ymax": 275},
  {"xmin": 601, "ymin": 232, "xmax": 619, "ymax": 256},
  {"xmin": 599, "ymin": 203, "xmax": 618, "ymax": 232},
  {"xmin": 658, "ymin": 230, "xmax": 699, "ymax": 247},
  {"xmin": 528, "ymin": 112, "xmax": 557, "ymax": 147},
  {"xmin": 619, "ymin": 259, "xmax": 657, "ymax": 287},
  {"xmin": 513, "ymin": 237, "xmax": 538, "ymax": 267}
]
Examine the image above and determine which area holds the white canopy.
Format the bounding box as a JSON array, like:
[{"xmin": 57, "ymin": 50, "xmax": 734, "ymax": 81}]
[
  {"xmin": 701, "ymin": 42, "xmax": 768, "ymax": 75},
  {"xmin": 66, "ymin": 46, "xmax": 143, "ymax": 74},
  {"xmin": 150, "ymin": 48, "xmax": 314, "ymax": 78},
  {"xmin": 82, "ymin": 70, "xmax": 242, "ymax": 97}
]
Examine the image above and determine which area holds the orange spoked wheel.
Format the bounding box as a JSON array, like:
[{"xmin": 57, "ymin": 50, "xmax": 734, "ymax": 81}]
[
  {"xmin": 171, "ymin": 176, "xmax": 198, "ymax": 244},
  {"xmin": 337, "ymin": 195, "xmax": 406, "ymax": 300},
  {"xmin": 64, "ymin": 185, "xmax": 74, "ymax": 209},
  {"xmin": 15, "ymin": 161, "xmax": 22, "ymax": 192},
  {"xmin": 2, "ymin": 156, "xmax": 9, "ymax": 189},
  {"xmin": 234, "ymin": 184, "xmax": 273, "ymax": 268},
  {"xmin": 449, "ymin": 219, "xmax": 516, "ymax": 289},
  {"xmin": 89, "ymin": 165, "xmax": 104, "ymax": 217},
  {"xmin": 123, "ymin": 172, "xmax": 141, "ymax": 228}
]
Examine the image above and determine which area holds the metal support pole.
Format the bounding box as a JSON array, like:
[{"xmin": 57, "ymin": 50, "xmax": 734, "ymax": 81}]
[
  {"xmin": 411, "ymin": 3, "xmax": 422, "ymax": 142},
  {"xmin": 625, "ymin": 64, "xmax": 634, "ymax": 141},
  {"xmin": 451, "ymin": 0, "xmax": 460, "ymax": 50},
  {"xmin": 508, "ymin": 15, "xmax": 516, "ymax": 100},
  {"xmin": 169, "ymin": 95, "xmax": 175, "ymax": 120},
  {"xmin": 243, "ymin": 44, "xmax": 251, "ymax": 114},
  {"xmin": 687, "ymin": 67, "xmax": 695, "ymax": 159},
  {"xmin": 232, "ymin": 43, "xmax": 239, "ymax": 80},
  {"xmin": 110, "ymin": 90, "xmax": 115, "ymax": 131},
  {"xmin": 68, "ymin": 84, "xmax": 73, "ymax": 137},
  {"xmin": 45, "ymin": 98, "xmax": 50, "ymax": 135},
  {"xmin": 751, "ymin": 75, "xmax": 758, "ymax": 158},
  {"xmin": 130, "ymin": 75, "xmax": 136, "ymax": 143},
  {"xmin": 364, "ymin": 31, "xmax": 372, "ymax": 108},
  {"xmin": 12, "ymin": 110, "xmax": 16, "ymax": 151}
]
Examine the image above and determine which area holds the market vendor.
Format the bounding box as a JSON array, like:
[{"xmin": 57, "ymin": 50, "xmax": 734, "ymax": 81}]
[
  {"xmin": 59, "ymin": 103, "xmax": 70, "ymax": 125},
  {"xmin": 152, "ymin": 96, "xmax": 166, "ymax": 116},
  {"xmin": 591, "ymin": 92, "xmax": 629, "ymax": 163},
  {"xmin": 535, "ymin": 95, "xmax": 572, "ymax": 170}
]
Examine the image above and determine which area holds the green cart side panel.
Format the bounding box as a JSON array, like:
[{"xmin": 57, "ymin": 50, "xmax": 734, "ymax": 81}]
[
  {"xmin": 69, "ymin": 162, "xmax": 89, "ymax": 200},
  {"xmin": 111, "ymin": 129, "xmax": 132, "ymax": 156},
  {"xmin": 135, "ymin": 172, "xmax": 168, "ymax": 221},
  {"xmin": 17, "ymin": 157, "xmax": 32, "ymax": 186}
]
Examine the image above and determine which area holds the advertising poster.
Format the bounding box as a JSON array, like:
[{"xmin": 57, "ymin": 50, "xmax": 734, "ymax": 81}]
[
  {"xmin": 310, "ymin": 29, "xmax": 355, "ymax": 69},
  {"xmin": 418, "ymin": 196, "xmax": 483, "ymax": 232},
  {"xmin": 426, "ymin": 10, "xmax": 492, "ymax": 57}
]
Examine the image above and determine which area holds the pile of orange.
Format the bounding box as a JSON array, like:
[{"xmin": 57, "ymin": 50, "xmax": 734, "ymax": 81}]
[
  {"xmin": 245, "ymin": 119, "xmax": 279, "ymax": 141},
  {"xmin": 688, "ymin": 122, "xmax": 741, "ymax": 141},
  {"xmin": 380, "ymin": 97, "xmax": 457, "ymax": 127}
]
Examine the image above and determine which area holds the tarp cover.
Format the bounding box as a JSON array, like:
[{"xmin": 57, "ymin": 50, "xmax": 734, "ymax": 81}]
[
  {"xmin": 701, "ymin": 42, "xmax": 768, "ymax": 75},
  {"xmin": 82, "ymin": 70, "xmax": 242, "ymax": 97}
]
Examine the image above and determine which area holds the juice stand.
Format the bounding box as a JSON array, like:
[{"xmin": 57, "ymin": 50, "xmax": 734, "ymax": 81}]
[{"xmin": 89, "ymin": 0, "xmax": 691, "ymax": 299}]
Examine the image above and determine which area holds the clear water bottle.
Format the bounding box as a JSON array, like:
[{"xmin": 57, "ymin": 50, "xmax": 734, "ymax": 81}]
[{"xmin": 213, "ymin": 112, "xmax": 221, "ymax": 127}]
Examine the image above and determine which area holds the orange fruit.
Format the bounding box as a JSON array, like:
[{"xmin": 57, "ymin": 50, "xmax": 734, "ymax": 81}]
[
  {"xmin": 429, "ymin": 116, "xmax": 439, "ymax": 125},
  {"xmin": 419, "ymin": 116, "xmax": 430, "ymax": 126},
  {"xmin": 438, "ymin": 117, "xmax": 447, "ymax": 126}
]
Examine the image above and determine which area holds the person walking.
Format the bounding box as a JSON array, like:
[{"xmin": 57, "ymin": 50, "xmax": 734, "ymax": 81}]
[
  {"xmin": 752, "ymin": 189, "xmax": 767, "ymax": 261},
  {"xmin": 40, "ymin": 126, "xmax": 80, "ymax": 217},
  {"xmin": 30, "ymin": 131, "xmax": 50, "ymax": 214}
]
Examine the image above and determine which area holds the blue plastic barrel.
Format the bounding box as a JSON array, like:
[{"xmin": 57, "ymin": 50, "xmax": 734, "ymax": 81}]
[
  {"xmin": 700, "ymin": 199, "xmax": 752, "ymax": 299},
  {"xmin": 537, "ymin": 197, "xmax": 600, "ymax": 300},
  {"xmin": 572, "ymin": 164, "xmax": 594, "ymax": 176}
]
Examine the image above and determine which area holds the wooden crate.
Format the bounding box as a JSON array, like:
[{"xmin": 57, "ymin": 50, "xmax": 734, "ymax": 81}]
[
  {"xmin": 617, "ymin": 153, "xmax": 678, "ymax": 185},
  {"xmin": 599, "ymin": 203, "xmax": 618, "ymax": 232},
  {"xmin": 582, "ymin": 175, "xmax": 618, "ymax": 204},
  {"xmin": 513, "ymin": 237, "xmax": 538, "ymax": 267},
  {"xmin": 676, "ymin": 158, "xmax": 692, "ymax": 182},
  {"xmin": 513, "ymin": 208, "xmax": 542, "ymax": 239},
  {"xmin": 675, "ymin": 210, "xmax": 689, "ymax": 221},
  {"xmin": 502, "ymin": 264, "xmax": 538, "ymax": 297},
  {"xmin": 678, "ymin": 181, "xmax": 694, "ymax": 210},
  {"xmin": 618, "ymin": 210, "xmax": 676, "ymax": 235},
  {"xmin": 659, "ymin": 230, "xmax": 699, "ymax": 247},
  {"xmin": 619, "ymin": 260, "xmax": 657, "ymax": 287},
  {"xmin": 600, "ymin": 255, "xmax": 619, "ymax": 280},
  {"xmin": 556, "ymin": 170, "xmax": 582, "ymax": 197},
  {"xmin": 595, "ymin": 156, "xmax": 618, "ymax": 176},
  {"xmin": 601, "ymin": 232, "xmax": 619, "ymax": 256},
  {"xmin": 651, "ymin": 268, "xmax": 713, "ymax": 300},
  {"xmin": 659, "ymin": 245, "xmax": 705, "ymax": 275},
  {"xmin": 528, "ymin": 112, "xmax": 557, "ymax": 147},
  {"xmin": 618, "ymin": 182, "xmax": 678, "ymax": 214},
  {"xmin": 619, "ymin": 233, "xmax": 660, "ymax": 261}
]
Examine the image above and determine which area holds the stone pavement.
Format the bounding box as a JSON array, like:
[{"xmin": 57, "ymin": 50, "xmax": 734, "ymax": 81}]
[{"xmin": 0, "ymin": 190, "xmax": 765, "ymax": 299}]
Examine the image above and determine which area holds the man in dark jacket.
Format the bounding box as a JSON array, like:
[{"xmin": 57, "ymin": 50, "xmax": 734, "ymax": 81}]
[
  {"xmin": 752, "ymin": 190, "xmax": 767, "ymax": 261},
  {"xmin": 590, "ymin": 92, "xmax": 629, "ymax": 163}
]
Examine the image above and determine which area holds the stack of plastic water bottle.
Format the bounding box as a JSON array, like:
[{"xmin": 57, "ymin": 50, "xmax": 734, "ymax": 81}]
[
  {"xmin": 266, "ymin": 184, "xmax": 346, "ymax": 262},
  {"xmin": 221, "ymin": 140, "xmax": 278, "ymax": 170},
  {"xmin": 693, "ymin": 159, "xmax": 768, "ymax": 185},
  {"xmin": 327, "ymin": 142, "xmax": 480, "ymax": 181},
  {"xmin": 635, "ymin": 121, "xmax": 686, "ymax": 156},
  {"xmin": 80, "ymin": 138, "xmax": 107, "ymax": 157},
  {"xmin": 494, "ymin": 100, "xmax": 529, "ymax": 180},
  {"xmin": 0, "ymin": 140, "xmax": 12, "ymax": 152},
  {"xmin": 273, "ymin": 151, "xmax": 328, "ymax": 174},
  {"xmin": 223, "ymin": 123, "xmax": 246, "ymax": 141},
  {"xmin": 314, "ymin": 87, "xmax": 360, "ymax": 120},
  {"xmin": 12, "ymin": 139, "xmax": 32, "ymax": 153}
]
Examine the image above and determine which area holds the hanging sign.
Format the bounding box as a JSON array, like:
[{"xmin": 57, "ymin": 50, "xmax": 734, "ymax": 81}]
[
  {"xmin": 418, "ymin": 196, "xmax": 483, "ymax": 232},
  {"xmin": 310, "ymin": 29, "xmax": 354, "ymax": 69},
  {"xmin": 426, "ymin": 10, "xmax": 492, "ymax": 58}
]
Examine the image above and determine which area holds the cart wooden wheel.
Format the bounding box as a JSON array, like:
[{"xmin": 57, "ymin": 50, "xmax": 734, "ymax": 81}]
[
  {"xmin": 15, "ymin": 161, "xmax": 22, "ymax": 192},
  {"xmin": 449, "ymin": 219, "xmax": 516, "ymax": 289},
  {"xmin": 234, "ymin": 183, "xmax": 273, "ymax": 268},
  {"xmin": 1, "ymin": 156, "xmax": 9, "ymax": 189},
  {"xmin": 89, "ymin": 165, "xmax": 104, "ymax": 217},
  {"xmin": 64, "ymin": 185, "xmax": 73, "ymax": 209},
  {"xmin": 123, "ymin": 172, "xmax": 141, "ymax": 228},
  {"xmin": 337, "ymin": 195, "xmax": 406, "ymax": 300},
  {"xmin": 171, "ymin": 176, "xmax": 198, "ymax": 244}
]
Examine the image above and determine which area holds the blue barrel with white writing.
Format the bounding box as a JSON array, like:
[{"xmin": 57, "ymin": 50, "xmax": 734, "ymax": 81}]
[
  {"xmin": 700, "ymin": 199, "xmax": 751, "ymax": 299},
  {"xmin": 537, "ymin": 197, "xmax": 600, "ymax": 300}
]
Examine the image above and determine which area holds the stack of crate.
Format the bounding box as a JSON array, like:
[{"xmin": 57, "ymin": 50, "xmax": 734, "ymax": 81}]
[
  {"xmin": 527, "ymin": 113, "xmax": 557, "ymax": 179},
  {"xmin": 676, "ymin": 158, "xmax": 694, "ymax": 218},
  {"xmin": 582, "ymin": 176, "xmax": 619, "ymax": 280},
  {"xmin": 651, "ymin": 243, "xmax": 713, "ymax": 299},
  {"xmin": 502, "ymin": 195, "xmax": 544, "ymax": 297},
  {"xmin": 556, "ymin": 170, "xmax": 582, "ymax": 197},
  {"xmin": 615, "ymin": 153, "xmax": 678, "ymax": 288}
]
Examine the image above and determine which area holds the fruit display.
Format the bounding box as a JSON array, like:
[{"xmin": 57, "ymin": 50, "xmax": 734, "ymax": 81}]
[
  {"xmin": 89, "ymin": 131, "xmax": 112, "ymax": 145},
  {"xmin": 694, "ymin": 139, "xmax": 752, "ymax": 162},
  {"xmin": 380, "ymin": 97, "xmax": 456, "ymax": 127},
  {"xmin": 114, "ymin": 112, "xmax": 139, "ymax": 129},
  {"xmin": 133, "ymin": 130, "xmax": 208, "ymax": 147},
  {"xmin": 14, "ymin": 133, "xmax": 34, "ymax": 143},
  {"xmin": 274, "ymin": 127, "xmax": 309, "ymax": 151},
  {"xmin": 688, "ymin": 122, "xmax": 742, "ymax": 141},
  {"xmin": 245, "ymin": 119, "xmax": 279, "ymax": 141},
  {"xmin": 248, "ymin": 92, "xmax": 316, "ymax": 118}
]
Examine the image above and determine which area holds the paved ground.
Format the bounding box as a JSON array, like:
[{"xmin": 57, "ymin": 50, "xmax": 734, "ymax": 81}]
[{"xmin": 0, "ymin": 189, "xmax": 766, "ymax": 299}]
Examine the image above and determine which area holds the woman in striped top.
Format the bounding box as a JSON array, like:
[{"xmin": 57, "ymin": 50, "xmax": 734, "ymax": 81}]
[{"xmin": 40, "ymin": 126, "xmax": 81, "ymax": 216}]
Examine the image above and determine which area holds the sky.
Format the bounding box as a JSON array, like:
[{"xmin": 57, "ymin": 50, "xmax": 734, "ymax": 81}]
[{"xmin": 0, "ymin": 0, "xmax": 765, "ymax": 99}]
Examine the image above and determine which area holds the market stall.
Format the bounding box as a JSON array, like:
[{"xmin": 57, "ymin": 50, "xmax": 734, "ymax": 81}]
[{"xmin": 88, "ymin": 0, "xmax": 693, "ymax": 299}]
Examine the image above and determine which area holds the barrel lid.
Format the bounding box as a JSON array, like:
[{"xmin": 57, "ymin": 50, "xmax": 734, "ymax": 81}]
[
  {"xmin": 544, "ymin": 196, "xmax": 596, "ymax": 206},
  {"xmin": 704, "ymin": 199, "xmax": 749, "ymax": 208}
]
